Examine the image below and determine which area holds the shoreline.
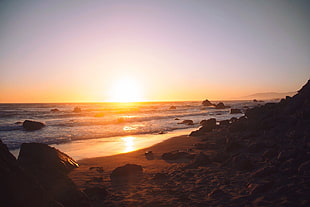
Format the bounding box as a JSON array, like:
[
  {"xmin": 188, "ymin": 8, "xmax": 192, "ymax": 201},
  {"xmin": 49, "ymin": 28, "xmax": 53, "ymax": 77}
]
[
  {"xmin": 10, "ymin": 128, "xmax": 194, "ymax": 160},
  {"xmin": 69, "ymin": 133, "xmax": 202, "ymax": 189}
]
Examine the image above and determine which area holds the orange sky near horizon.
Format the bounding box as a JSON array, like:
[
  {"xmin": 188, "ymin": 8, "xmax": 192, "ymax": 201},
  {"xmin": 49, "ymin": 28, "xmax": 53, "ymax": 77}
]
[{"xmin": 0, "ymin": 0, "xmax": 309, "ymax": 103}]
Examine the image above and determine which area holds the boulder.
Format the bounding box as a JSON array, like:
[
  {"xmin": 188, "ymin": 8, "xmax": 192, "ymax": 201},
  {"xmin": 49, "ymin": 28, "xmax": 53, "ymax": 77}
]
[
  {"xmin": 73, "ymin": 107, "xmax": 81, "ymax": 112},
  {"xmin": 0, "ymin": 140, "xmax": 61, "ymax": 206},
  {"xmin": 23, "ymin": 120, "xmax": 45, "ymax": 131},
  {"xmin": 230, "ymin": 108, "xmax": 242, "ymax": 114},
  {"xmin": 215, "ymin": 102, "xmax": 226, "ymax": 109},
  {"xmin": 18, "ymin": 143, "xmax": 90, "ymax": 207},
  {"xmin": 18, "ymin": 143, "xmax": 79, "ymax": 174},
  {"xmin": 110, "ymin": 164, "xmax": 143, "ymax": 183},
  {"xmin": 219, "ymin": 120, "xmax": 230, "ymax": 126},
  {"xmin": 169, "ymin": 106, "xmax": 176, "ymax": 110},
  {"xmin": 200, "ymin": 118, "xmax": 216, "ymax": 127},
  {"xmin": 51, "ymin": 108, "xmax": 60, "ymax": 112},
  {"xmin": 202, "ymin": 99, "xmax": 214, "ymax": 106},
  {"xmin": 178, "ymin": 120, "xmax": 194, "ymax": 125}
]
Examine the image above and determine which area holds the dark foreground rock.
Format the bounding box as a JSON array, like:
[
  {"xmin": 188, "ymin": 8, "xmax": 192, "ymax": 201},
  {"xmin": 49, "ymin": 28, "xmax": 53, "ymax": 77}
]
[
  {"xmin": 23, "ymin": 120, "xmax": 45, "ymax": 131},
  {"xmin": 18, "ymin": 143, "xmax": 90, "ymax": 207},
  {"xmin": 0, "ymin": 140, "xmax": 62, "ymax": 206}
]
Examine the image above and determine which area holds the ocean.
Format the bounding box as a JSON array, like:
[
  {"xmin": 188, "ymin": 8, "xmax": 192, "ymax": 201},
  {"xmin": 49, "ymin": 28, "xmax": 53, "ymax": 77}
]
[{"xmin": 0, "ymin": 101, "xmax": 259, "ymax": 159}]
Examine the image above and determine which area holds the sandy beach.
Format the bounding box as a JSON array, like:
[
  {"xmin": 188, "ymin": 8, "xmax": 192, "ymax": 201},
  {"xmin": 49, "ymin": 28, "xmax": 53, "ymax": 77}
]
[{"xmin": 70, "ymin": 134, "xmax": 201, "ymax": 189}]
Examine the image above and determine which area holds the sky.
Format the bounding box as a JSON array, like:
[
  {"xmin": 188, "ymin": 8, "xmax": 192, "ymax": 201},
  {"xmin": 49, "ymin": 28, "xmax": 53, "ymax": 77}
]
[{"xmin": 0, "ymin": 0, "xmax": 309, "ymax": 103}]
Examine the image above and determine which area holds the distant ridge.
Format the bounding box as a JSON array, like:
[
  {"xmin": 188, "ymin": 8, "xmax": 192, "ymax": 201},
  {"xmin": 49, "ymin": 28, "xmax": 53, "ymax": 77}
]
[{"xmin": 242, "ymin": 91, "xmax": 297, "ymax": 100}]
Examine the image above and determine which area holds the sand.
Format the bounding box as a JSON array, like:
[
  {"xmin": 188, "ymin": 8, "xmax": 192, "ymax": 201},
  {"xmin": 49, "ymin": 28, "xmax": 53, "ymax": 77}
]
[{"xmin": 69, "ymin": 134, "xmax": 201, "ymax": 189}]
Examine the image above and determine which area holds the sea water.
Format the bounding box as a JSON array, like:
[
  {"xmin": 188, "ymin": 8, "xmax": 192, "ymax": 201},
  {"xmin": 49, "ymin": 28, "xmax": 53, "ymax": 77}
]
[{"xmin": 0, "ymin": 101, "xmax": 260, "ymax": 159}]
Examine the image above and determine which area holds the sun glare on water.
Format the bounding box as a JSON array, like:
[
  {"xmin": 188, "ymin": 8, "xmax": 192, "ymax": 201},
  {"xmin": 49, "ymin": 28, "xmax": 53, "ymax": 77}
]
[{"xmin": 108, "ymin": 77, "xmax": 144, "ymax": 102}]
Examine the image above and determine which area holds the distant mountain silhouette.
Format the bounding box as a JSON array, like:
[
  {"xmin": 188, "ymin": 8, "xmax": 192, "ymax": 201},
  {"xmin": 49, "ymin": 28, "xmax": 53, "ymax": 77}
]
[{"xmin": 242, "ymin": 91, "xmax": 296, "ymax": 100}]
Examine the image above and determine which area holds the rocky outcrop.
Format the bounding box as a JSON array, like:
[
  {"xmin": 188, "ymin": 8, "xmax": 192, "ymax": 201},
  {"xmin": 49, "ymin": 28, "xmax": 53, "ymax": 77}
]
[
  {"xmin": 190, "ymin": 118, "xmax": 217, "ymax": 136},
  {"xmin": 202, "ymin": 99, "xmax": 214, "ymax": 106},
  {"xmin": 18, "ymin": 143, "xmax": 90, "ymax": 207},
  {"xmin": 23, "ymin": 120, "xmax": 45, "ymax": 131},
  {"xmin": 0, "ymin": 140, "xmax": 62, "ymax": 206},
  {"xmin": 18, "ymin": 143, "xmax": 79, "ymax": 173},
  {"xmin": 215, "ymin": 102, "xmax": 227, "ymax": 109},
  {"xmin": 73, "ymin": 107, "xmax": 81, "ymax": 112}
]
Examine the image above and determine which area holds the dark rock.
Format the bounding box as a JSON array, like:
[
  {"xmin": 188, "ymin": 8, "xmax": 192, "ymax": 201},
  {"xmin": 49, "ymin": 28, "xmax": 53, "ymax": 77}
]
[
  {"xmin": 110, "ymin": 164, "xmax": 143, "ymax": 183},
  {"xmin": 174, "ymin": 118, "xmax": 180, "ymax": 120},
  {"xmin": 192, "ymin": 118, "xmax": 217, "ymax": 134},
  {"xmin": 15, "ymin": 121, "xmax": 23, "ymax": 124},
  {"xmin": 169, "ymin": 106, "xmax": 176, "ymax": 110},
  {"xmin": 230, "ymin": 108, "xmax": 242, "ymax": 114},
  {"xmin": 145, "ymin": 151, "xmax": 154, "ymax": 160},
  {"xmin": 83, "ymin": 187, "xmax": 108, "ymax": 201},
  {"xmin": 23, "ymin": 120, "xmax": 45, "ymax": 131},
  {"xmin": 18, "ymin": 143, "xmax": 90, "ymax": 207},
  {"xmin": 178, "ymin": 119, "xmax": 194, "ymax": 125},
  {"xmin": 51, "ymin": 108, "xmax": 60, "ymax": 112},
  {"xmin": 73, "ymin": 107, "xmax": 81, "ymax": 112},
  {"xmin": 230, "ymin": 117, "xmax": 238, "ymax": 123},
  {"xmin": 215, "ymin": 102, "xmax": 226, "ymax": 109},
  {"xmin": 200, "ymin": 118, "xmax": 216, "ymax": 127},
  {"xmin": 162, "ymin": 150, "xmax": 193, "ymax": 161},
  {"xmin": 219, "ymin": 120, "xmax": 230, "ymax": 126},
  {"xmin": 0, "ymin": 140, "xmax": 62, "ymax": 206},
  {"xmin": 18, "ymin": 143, "xmax": 79, "ymax": 174},
  {"xmin": 189, "ymin": 130, "xmax": 204, "ymax": 137},
  {"xmin": 202, "ymin": 99, "xmax": 214, "ymax": 106}
]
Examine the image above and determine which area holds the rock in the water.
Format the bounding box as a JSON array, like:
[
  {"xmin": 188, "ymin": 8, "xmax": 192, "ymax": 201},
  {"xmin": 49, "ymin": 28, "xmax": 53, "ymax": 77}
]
[
  {"xmin": 51, "ymin": 108, "xmax": 60, "ymax": 112},
  {"xmin": 110, "ymin": 164, "xmax": 143, "ymax": 183},
  {"xmin": 230, "ymin": 108, "xmax": 242, "ymax": 114},
  {"xmin": 73, "ymin": 107, "xmax": 81, "ymax": 112},
  {"xmin": 178, "ymin": 119, "xmax": 194, "ymax": 125},
  {"xmin": 0, "ymin": 140, "xmax": 62, "ymax": 206},
  {"xmin": 202, "ymin": 99, "xmax": 214, "ymax": 106},
  {"xmin": 169, "ymin": 106, "xmax": 176, "ymax": 109},
  {"xmin": 23, "ymin": 120, "xmax": 45, "ymax": 131},
  {"xmin": 215, "ymin": 102, "xmax": 226, "ymax": 109},
  {"xmin": 18, "ymin": 143, "xmax": 79, "ymax": 173}
]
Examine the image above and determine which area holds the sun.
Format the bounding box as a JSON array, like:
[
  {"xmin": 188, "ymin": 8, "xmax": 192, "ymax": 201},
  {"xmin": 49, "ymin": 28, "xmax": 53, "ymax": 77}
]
[{"xmin": 108, "ymin": 77, "xmax": 144, "ymax": 102}]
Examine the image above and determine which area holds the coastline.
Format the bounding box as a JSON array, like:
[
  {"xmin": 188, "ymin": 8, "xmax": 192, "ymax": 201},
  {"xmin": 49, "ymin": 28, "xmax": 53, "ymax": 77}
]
[{"xmin": 69, "ymin": 133, "xmax": 201, "ymax": 188}]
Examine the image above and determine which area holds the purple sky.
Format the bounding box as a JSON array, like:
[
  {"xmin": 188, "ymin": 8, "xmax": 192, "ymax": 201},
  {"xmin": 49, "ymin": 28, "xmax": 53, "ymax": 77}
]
[{"xmin": 0, "ymin": 0, "xmax": 309, "ymax": 102}]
